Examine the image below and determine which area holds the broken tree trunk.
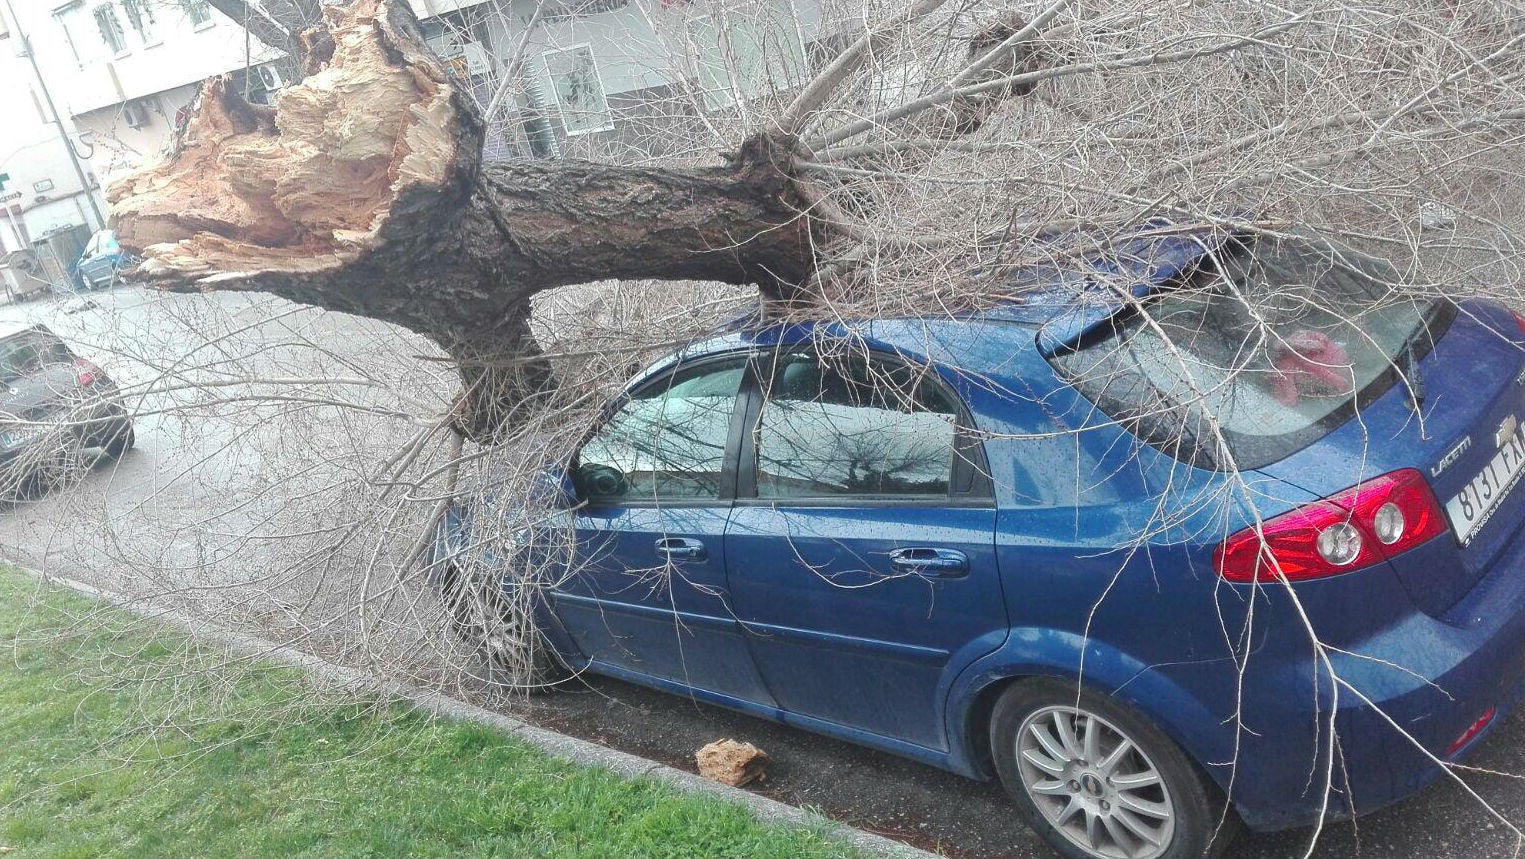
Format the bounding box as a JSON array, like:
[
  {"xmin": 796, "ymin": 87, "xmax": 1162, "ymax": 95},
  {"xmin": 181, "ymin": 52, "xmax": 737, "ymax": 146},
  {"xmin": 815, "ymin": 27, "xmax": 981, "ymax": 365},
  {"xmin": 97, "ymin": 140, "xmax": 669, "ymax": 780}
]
[
  {"xmin": 111, "ymin": 0, "xmax": 817, "ymax": 441},
  {"xmin": 112, "ymin": 0, "xmax": 1053, "ymax": 441}
]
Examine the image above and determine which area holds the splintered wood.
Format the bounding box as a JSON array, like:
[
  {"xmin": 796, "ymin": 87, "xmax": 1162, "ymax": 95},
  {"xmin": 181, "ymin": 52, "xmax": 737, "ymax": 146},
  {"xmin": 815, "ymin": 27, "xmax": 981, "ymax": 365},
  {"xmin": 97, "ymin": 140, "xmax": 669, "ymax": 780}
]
[
  {"xmin": 696, "ymin": 739, "xmax": 771, "ymax": 787},
  {"xmin": 108, "ymin": 0, "xmax": 459, "ymax": 285}
]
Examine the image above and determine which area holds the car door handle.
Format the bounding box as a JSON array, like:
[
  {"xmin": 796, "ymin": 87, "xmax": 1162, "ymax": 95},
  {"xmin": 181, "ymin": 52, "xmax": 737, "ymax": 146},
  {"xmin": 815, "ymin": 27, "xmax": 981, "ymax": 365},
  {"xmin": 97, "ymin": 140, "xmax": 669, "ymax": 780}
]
[
  {"xmin": 654, "ymin": 537, "xmax": 707, "ymax": 562},
  {"xmin": 889, "ymin": 547, "xmax": 969, "ymax": 577}
]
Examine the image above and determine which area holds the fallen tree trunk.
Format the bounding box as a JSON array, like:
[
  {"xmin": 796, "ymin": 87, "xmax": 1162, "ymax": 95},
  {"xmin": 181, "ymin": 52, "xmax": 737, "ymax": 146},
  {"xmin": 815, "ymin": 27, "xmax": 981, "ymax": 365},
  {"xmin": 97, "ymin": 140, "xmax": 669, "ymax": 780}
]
[
  {"xmin": 112, "ymin": 0, "xmax": 816, "ymax": 440},
  {"xmin": 112, "ymin": 0, "xmax": 1058, "ymax": 441}
]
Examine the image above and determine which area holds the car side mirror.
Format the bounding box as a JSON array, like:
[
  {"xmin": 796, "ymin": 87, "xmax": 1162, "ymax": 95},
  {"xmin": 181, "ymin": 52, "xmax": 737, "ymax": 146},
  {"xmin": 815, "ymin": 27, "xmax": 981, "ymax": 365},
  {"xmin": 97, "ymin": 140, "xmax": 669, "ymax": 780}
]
[{"xmin": 531, "ymin": 467, "xmax": 578, "ymax": 509}]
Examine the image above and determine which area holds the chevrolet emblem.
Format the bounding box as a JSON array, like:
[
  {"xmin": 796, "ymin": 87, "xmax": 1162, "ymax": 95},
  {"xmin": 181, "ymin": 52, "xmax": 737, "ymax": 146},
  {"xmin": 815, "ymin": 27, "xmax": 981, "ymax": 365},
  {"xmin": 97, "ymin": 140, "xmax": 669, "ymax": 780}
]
[{"xmin": 1498, "ymin": 415, "xmax": 1519, "ymax": 449}]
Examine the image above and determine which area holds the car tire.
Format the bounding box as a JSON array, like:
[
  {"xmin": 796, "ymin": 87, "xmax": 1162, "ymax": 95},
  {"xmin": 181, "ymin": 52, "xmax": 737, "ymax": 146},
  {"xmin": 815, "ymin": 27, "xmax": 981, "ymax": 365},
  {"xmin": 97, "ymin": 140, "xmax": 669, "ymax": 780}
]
[
  {"xmin": 104, "ymin": 424, "xmax": 135, "ymax": 459},
  {"xmin": 990, "ymin": 678, "xmax": 1240, "ymax": 859},
  {"xmin": 20, "ymin": 433, "xmax": 86, "ymax": 500},
  {"xmin": 438, "ymin": 562, "xmax": 571, "ymax": 693}
]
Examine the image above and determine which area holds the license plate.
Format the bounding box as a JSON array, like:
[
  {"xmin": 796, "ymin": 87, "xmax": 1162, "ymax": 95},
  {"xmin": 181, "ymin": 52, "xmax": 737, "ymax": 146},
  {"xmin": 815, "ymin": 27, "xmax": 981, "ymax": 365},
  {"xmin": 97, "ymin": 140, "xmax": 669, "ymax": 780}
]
[
  {"xmin": 0, "ymin": 426, "xmax": 43, "ymax": 448},
  {"xmin": 1446, "ymin": 424, "xmax": 1525, "ymax": 546}
]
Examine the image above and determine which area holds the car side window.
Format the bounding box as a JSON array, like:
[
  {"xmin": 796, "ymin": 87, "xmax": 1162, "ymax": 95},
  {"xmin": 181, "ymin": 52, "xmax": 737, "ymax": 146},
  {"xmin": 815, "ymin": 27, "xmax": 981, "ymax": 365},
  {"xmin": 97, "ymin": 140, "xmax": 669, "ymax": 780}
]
[
  {"xmin": 575, "ymin": 359, "xmax": 746, "ymax": 503},
  {"xmin": 755, "ymin": 352, "xmax": 959, "ymax": 499}
]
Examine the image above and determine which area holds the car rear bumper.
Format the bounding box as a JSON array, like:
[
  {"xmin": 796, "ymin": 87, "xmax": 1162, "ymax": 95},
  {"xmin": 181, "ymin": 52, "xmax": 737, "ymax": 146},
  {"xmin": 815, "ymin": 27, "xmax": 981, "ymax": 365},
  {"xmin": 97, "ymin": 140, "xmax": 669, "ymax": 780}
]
[
  {"xmin": 1149, "ymin": 526, "xmax": 1525, "ymax": 832},
  {"xmin": 0, "ymin": 410, "xmax": 130, "ymax": 458}
]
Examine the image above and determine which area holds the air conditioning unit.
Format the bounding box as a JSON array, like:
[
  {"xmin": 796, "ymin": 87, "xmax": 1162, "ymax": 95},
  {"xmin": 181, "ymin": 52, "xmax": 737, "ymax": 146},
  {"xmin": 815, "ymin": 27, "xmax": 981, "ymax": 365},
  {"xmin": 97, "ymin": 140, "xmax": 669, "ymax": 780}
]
[
  {"xmin": 258, "ymin": 64, "xmax": 286, "ymax": 92},
  {"xmin": 121, "ymin": 100, "xmax": 149, "ymax": 129}
]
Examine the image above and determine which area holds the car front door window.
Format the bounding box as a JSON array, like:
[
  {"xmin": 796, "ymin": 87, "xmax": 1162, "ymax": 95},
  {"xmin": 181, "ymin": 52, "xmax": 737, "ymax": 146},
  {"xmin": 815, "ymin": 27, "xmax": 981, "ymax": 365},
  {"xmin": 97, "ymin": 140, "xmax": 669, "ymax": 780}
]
[{"xmin": 576, "ymin": 360, "xmax": 745, "ymax": 503}]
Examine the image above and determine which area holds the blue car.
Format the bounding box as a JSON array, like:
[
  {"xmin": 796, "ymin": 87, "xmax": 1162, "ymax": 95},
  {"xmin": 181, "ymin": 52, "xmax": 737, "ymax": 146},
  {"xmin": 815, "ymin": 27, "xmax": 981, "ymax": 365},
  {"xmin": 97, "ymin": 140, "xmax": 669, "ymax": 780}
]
[
  {"xmin": 74, "ymin": 229, "xmax": 139, "ymax": 290},
  {"xmin": 434, "ymin": 225, "xmax": 1525, "ymax": 859}
]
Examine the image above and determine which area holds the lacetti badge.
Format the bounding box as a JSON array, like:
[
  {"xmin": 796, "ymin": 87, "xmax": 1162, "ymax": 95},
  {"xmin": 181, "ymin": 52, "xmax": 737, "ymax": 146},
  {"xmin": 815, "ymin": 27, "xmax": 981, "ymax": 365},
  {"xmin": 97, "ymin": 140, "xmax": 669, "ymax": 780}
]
[
  {"xmin": 1499, "ymin": 415, "xmax": 1520, "ymax": 449},
  {"xmin": 1433, "ymin": 436, "xmax": 1472, "ymax": 477}
]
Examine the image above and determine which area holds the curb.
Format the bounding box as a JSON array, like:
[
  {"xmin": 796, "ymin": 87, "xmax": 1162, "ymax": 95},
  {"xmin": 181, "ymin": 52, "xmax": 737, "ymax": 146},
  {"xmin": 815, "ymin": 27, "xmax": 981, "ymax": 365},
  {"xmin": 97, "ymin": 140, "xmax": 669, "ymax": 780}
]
[{"xmin": 17, "ymin": 567, "xmax": 944, "ymax": 859}]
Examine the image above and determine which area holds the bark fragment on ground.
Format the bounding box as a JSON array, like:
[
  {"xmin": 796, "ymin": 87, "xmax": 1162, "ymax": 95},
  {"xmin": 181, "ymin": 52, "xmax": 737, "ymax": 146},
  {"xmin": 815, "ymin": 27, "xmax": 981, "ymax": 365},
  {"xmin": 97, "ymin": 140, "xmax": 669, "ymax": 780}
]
[{"xmin": 696, "ymin": 738, "xmax": 771, "ymax": 787}]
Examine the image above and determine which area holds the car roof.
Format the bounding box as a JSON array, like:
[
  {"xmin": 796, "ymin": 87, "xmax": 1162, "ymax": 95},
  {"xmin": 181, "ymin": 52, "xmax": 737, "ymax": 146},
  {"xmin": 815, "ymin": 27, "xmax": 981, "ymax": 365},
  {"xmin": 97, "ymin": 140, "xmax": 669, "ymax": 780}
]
[
  {"xmin": 648, "ymin": 221, "xmax": 1232, "ymax": 380},
  {"xmin": 971, "ymin": 222, "xmax": 1229, "ymax": 353},
  {"xmin": 0, "ymin": 322, "xmax": 58, "ymax": 343}
]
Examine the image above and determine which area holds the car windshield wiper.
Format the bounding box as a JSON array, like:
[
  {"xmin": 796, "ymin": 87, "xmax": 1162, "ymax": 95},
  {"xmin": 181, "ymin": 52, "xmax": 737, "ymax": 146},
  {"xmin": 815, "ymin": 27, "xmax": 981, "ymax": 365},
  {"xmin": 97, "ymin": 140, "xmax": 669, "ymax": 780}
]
[
  {"xmin": 1398, "ymin": 338, "xmax": 1425, "ymax": 411},
  {"xmin": 1403, "ymin": 297, "xmax": 1457, "ymax": 411}
]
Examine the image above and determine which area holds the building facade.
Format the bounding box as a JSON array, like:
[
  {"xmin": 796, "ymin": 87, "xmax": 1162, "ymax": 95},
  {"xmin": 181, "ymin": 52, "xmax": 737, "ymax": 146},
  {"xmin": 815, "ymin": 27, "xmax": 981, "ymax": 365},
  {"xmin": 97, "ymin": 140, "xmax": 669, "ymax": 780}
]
[{"xmin": 0, "ymin": 3, "xmax": 104, "ymax": 257}]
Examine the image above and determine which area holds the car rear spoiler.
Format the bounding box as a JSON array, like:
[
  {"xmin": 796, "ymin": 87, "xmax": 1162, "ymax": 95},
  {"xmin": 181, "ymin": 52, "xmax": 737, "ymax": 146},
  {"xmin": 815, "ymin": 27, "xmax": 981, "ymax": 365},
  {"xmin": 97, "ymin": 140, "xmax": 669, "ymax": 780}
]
[{"xmin": 1030, "ymin": 226, "xmax": 1235, "ymax": 357}]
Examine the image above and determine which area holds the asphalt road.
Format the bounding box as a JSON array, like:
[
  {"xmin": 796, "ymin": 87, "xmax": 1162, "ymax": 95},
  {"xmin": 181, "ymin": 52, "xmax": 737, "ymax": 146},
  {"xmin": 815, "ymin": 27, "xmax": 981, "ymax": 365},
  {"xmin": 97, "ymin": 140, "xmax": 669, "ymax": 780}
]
[{"xmin": 4, "ymin": 285, "xmax": 1525, "ymax": 859}]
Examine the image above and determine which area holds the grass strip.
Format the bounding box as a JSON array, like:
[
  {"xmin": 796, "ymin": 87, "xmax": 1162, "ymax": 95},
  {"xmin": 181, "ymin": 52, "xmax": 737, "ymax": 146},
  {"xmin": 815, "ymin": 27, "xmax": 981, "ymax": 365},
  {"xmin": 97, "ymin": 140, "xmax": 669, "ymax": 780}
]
[{"xmin": 0, "ymin": 568, "xmax": 855, "ymax": 859}]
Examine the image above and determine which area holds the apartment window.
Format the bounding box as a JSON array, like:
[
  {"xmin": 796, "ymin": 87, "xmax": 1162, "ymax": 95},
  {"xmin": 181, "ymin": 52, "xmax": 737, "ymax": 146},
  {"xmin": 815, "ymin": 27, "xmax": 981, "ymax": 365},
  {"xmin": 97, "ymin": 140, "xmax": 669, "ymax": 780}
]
[
  {"xmin": 543, "ymin": 0, "xmax": 630, "ymax": 22},
  {"xmin": 423, "ymin": 11, "xmax": 493, "ymax": 81},
  {"xmin": 122, "ymin": 0, "xmax": 155, "ymax": 44},
  {"xmin": 179, "ymin": 0, "xmax": 212, "ymax": 27},
  {"xmin": 92, "ymin": 3, "xmax": 126, "ymax": 54},
  {"xmin": 52, "ymin": 5, "xmax": 85, "ymax": 66},
  {"xmin": 542, "ymin": 45, "xmax": 613, "ymax": 136}
]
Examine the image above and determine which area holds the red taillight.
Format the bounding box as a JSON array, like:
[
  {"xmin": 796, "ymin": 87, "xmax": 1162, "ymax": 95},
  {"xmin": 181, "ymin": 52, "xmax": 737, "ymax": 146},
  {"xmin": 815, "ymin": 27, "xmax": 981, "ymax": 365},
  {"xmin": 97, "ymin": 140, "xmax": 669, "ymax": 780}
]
[
  {"xmin": 1513, "ymin": 310, "xmax": 1525, "ymax": 335},
  {"xmin": 72, "ymin": 358, "xmax": 101, "ymax": 387},
  {"xmin": 1215, "ymin": 469, "xmax": 1448, "ymax": 583},
  {"xmin": 1447, "ymin": 706, "xmax": 1496, "ymax": 755}
]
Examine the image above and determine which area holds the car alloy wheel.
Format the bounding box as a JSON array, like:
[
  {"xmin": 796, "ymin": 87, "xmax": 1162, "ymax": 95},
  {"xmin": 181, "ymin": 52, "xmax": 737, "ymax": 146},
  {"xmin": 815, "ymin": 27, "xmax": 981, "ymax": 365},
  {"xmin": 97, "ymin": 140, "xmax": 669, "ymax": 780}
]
[
  {"xmin": 991, "ymin": 679, "xmax": 1237, "ymax": 859},
  {"xmin": 1016, "ymin": 705, "xmax": 1174, "ymax": 859}
]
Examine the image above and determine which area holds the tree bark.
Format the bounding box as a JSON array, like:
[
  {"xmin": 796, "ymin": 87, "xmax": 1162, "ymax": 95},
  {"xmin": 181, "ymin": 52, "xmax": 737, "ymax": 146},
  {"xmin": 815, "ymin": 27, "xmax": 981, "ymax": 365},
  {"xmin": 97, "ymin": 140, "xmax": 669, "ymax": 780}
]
[{"xmin": 112, "ymin": 0, "xmax": 816, "ymax": 441}]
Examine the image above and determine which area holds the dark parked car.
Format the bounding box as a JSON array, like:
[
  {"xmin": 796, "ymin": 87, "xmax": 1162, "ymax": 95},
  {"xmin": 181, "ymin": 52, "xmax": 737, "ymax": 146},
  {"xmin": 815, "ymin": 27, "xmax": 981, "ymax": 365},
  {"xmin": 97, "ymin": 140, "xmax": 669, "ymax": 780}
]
[
  {"xmin": 0, "ymin": 323, "xmax": 133, "ymax": 497},
  {"xmin": 73, "ymin": 229, "xmax": 139, "ymax": 291},
  {"xmin": 434, "ymin": 226, "xmax": 1525, "ymax": 859}
]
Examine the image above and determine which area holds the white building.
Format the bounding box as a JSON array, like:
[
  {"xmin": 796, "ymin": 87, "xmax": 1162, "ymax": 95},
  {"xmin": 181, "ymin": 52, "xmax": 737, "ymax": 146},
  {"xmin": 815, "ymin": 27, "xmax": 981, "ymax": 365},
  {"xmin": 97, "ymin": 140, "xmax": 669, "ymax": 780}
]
[
  {"xmin": 6, "ymin": 0, "xmax": 285, "ymax": 183},
  {"xmin": 420, "ymin": 0, "xmax": 826, "ymax": 159},
  {"xmin": 0, "ymin": 4, "xmax": 106, "ymax": 257}
]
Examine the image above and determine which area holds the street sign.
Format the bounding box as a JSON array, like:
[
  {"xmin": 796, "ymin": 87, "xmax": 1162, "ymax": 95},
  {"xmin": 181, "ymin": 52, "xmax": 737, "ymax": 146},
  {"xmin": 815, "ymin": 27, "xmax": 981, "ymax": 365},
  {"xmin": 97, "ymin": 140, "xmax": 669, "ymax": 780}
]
[
  {"xmin": 0, "ymin": 191, "xmax": 19, "ymax": 204},
  {"xmin": 0, "ymin": 173, "xmax": 9, "ymax": 192}
]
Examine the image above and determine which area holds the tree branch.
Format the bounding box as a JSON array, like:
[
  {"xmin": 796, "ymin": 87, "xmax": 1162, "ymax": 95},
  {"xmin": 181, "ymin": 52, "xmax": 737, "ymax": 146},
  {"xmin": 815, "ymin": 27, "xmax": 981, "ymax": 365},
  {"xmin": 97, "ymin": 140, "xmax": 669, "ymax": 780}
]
[{"xmin": 203, "ymin": 0, "xmax": 302, "ymax": 57}]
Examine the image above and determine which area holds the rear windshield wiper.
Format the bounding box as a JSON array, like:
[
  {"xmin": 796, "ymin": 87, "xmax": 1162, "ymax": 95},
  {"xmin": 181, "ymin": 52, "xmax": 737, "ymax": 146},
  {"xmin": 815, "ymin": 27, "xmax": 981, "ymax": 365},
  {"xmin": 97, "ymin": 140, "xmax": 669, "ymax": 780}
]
[
  {"xmin": 1398, "ymin": 339, "xmax": 1425, "ymax": 411},
  {"xmin": 1397, "ymin": 300, "xmax": 1451, "ymax": 412}
]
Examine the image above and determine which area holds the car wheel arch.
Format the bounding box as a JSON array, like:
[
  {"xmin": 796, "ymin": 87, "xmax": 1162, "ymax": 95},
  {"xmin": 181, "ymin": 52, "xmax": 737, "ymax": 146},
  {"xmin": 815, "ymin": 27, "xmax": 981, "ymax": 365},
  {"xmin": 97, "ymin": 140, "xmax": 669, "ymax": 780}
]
[{"xmin": 948, "ymin": 642, "xmax": 1239, "ymax": 795}]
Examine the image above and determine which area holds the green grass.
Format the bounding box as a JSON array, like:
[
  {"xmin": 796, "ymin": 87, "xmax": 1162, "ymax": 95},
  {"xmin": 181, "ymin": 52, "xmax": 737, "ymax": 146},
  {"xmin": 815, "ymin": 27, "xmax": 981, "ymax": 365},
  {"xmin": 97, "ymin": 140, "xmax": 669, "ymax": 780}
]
[{"xmin": 0, "ymin": 569, "xmax": 856, "ymax": 858}]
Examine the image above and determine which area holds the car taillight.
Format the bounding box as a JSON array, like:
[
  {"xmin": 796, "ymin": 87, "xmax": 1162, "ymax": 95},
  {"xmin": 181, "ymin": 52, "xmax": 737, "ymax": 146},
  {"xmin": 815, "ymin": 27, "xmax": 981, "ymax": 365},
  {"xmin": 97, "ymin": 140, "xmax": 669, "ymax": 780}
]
[
  {"xmin": 1513, "ymin": 310, "xmax": 1525, "ymax": 336},
  {"xmin": 1215, "ymin": 469, "xmax": 1448, "ymax": 583},
  {"xmin": 1447, "ymin": 706, "xmax": 1496, "ymax": 755},
  {"xmin": 73, "ymin": 359, "xmax": 101, "ymax": 386}
]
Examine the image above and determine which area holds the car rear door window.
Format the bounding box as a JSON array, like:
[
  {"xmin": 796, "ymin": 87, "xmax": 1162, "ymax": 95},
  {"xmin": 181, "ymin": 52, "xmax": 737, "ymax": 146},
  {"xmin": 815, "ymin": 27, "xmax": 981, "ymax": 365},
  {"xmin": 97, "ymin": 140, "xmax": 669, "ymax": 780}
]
[
  {"xmin": 575, "ymin": 359, "xmax": 745, "ymax": 502},
  {"xmin": 755, "ymin": 352, "xmax": 959, "ymax": 498}
]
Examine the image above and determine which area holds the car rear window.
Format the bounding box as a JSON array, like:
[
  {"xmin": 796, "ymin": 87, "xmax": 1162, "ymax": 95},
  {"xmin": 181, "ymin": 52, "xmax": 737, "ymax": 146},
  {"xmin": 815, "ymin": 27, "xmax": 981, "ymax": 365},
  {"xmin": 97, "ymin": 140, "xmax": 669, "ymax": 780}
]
[
  {"xmin": 1051, "ymin": 233, "xmax": 1454, "ymax": 470},
  {"xmin": 0, "ymin": 332, "xmax": 71, "ymax": 383}
]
